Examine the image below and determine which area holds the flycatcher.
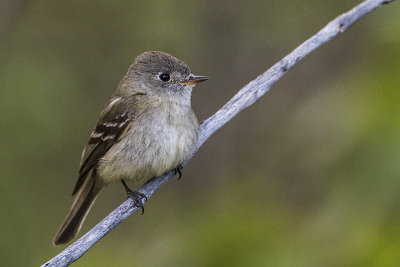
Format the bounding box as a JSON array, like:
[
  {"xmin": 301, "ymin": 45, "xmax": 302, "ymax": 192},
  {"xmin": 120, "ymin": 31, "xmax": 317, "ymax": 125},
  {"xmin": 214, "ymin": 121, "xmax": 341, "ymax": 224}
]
[{"xmin": 53, "ymin": 51, "xmax": 208, "ymax": 245}]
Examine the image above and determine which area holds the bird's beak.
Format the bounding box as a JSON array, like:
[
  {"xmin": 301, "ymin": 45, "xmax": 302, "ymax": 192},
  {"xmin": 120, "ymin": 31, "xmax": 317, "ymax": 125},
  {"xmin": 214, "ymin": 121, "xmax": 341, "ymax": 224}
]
[{"xmin": 180, "ymin": 75, "xmax": 209, "ymax": 85}]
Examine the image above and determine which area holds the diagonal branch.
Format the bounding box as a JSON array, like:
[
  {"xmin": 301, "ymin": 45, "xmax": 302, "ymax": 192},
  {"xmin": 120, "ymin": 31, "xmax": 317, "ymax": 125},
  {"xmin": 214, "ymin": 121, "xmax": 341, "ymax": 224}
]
[{"xmin": 42, "ymin": 0, "xmax": 396, "ymax": 266}]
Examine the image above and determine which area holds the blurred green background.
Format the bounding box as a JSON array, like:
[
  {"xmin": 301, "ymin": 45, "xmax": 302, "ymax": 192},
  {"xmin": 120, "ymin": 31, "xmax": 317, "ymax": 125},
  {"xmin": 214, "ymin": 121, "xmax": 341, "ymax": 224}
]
[{"xmin": 1, "ymin": 0, "xmax": 400, "ymax": 266}]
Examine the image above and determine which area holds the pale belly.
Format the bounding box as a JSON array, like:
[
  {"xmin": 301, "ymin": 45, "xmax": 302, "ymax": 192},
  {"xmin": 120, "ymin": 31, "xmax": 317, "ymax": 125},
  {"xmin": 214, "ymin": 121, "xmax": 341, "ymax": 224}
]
[{"xmin": 96, "ymin": 109, "xmax": 199, "ymax": 189}]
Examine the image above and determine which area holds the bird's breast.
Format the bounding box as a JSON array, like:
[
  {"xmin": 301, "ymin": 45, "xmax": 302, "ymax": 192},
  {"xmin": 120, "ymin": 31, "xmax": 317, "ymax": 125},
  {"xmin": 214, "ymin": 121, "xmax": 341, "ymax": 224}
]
[{"xmin": 97, "ymin": 102, "xmax": 199, "ymax": 188}]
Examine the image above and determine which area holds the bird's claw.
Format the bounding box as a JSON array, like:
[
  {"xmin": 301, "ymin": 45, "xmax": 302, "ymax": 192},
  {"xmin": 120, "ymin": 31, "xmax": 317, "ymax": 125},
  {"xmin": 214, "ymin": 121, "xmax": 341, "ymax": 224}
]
[
  {"xmin": 126, "ymin": 190, "xmax": 147, "ymax": 215},
  {"xmin": 174, "ymin": 164, "xmax": 183, "ymax": 180},
  {"xmin": 121, "ymin": 179, "xmax": 147, "ymax": 214}
]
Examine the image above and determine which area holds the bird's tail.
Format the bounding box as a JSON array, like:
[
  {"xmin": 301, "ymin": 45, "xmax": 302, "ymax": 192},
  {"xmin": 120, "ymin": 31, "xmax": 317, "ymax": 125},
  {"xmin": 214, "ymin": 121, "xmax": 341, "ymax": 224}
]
[{"xmin": 53, "ymin": 173, "xmax": 101, "ymax": 246}]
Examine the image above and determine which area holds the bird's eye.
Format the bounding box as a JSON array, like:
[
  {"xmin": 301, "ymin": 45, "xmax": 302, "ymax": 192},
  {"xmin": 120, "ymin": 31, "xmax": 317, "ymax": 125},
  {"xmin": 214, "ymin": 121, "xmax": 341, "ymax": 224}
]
[{"xmin": 159, "ymin": 73, "xmax": 170, "ymax": 81}]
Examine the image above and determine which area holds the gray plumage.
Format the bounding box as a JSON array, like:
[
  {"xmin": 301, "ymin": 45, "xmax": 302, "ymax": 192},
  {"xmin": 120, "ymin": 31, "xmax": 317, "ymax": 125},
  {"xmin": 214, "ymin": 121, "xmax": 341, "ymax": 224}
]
[{"xmin": 53, "ymin": 51, "xmax": 207, "ymax": 245}]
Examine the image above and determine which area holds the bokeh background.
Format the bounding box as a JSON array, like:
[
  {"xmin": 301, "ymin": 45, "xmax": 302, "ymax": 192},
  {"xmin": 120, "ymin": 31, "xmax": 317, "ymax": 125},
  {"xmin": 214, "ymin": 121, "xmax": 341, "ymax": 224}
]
[{"xmin": 1, "ymin": 0, "xmax": 400, "ymax": 266}]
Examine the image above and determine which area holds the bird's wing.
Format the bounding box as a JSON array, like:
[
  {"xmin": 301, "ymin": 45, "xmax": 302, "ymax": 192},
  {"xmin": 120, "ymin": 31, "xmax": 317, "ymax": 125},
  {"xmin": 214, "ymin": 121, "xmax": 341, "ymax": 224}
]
[{"xmin": 72, "ymin": 95, "xmax": 142, "ymax": 195}]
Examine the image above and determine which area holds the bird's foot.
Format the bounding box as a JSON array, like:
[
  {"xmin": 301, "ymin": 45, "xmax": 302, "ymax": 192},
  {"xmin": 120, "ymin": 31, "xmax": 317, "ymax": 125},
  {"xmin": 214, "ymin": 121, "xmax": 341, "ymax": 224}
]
[
  {"xmin": 121, "ymin": 179, "xmax": 147, "ymax": 214},
  {"xmin": 127, "ymin": 190, "xmax": 147, "ymax": 215},
  {"xmin": 174, "ymin": 164, "xmax": 183, "ymax": 180}
]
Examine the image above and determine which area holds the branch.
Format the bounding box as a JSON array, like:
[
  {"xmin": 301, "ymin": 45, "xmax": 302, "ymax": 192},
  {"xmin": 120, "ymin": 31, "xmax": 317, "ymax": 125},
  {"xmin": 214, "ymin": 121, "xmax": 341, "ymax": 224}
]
[{"xmin": 43, "ymin": 0, "xmax": 396, "ymax": 266}]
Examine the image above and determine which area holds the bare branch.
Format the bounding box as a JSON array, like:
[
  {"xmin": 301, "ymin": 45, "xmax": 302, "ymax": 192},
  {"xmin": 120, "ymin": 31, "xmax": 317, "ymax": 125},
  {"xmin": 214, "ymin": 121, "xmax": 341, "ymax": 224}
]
[{"xmin": 43, "ymin": 0, "xmax": 396, "ymax": 266}]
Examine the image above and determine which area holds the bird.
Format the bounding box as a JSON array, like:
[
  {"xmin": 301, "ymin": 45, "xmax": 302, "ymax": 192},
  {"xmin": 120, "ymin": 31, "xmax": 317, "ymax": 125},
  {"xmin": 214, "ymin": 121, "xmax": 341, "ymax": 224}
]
[{"xmin": 53, "ymin": 51, "xmax": 208, "ymax": 245}]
